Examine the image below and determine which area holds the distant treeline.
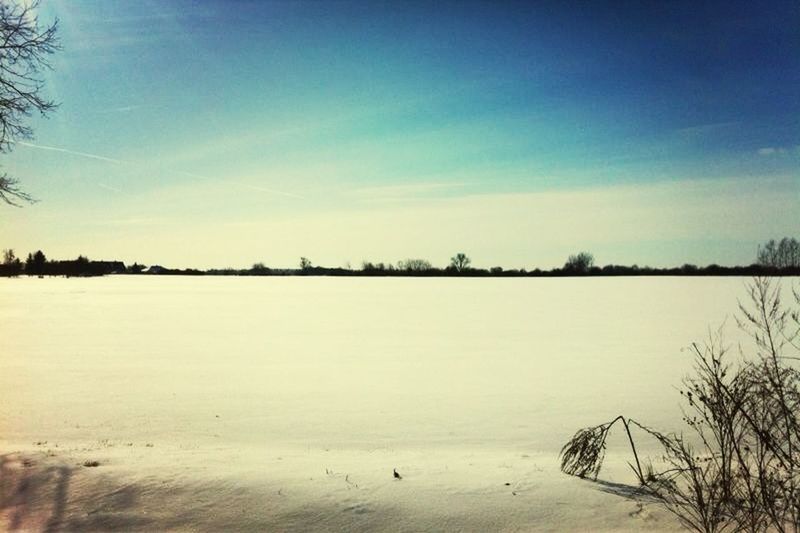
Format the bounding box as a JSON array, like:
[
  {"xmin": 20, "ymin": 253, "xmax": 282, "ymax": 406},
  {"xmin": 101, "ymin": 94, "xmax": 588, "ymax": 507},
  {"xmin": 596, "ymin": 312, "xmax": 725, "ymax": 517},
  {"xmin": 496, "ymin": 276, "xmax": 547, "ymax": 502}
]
[
  {"xmin": 0, "ymin": 250, "xmax": 127, "ymax": 277},
  {"xmin": 2, "ymin": 238, "xmax": 799, "ymax": 278},
  {"xmin": 152, "ymin": 263, "xmax": 800, "ymax": 277}
]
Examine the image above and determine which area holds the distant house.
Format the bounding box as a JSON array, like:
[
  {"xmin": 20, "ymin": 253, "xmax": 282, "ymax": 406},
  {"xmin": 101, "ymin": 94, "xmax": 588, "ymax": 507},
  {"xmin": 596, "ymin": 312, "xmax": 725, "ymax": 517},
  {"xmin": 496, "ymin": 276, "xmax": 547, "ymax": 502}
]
[{"xmin": 146, "ymin": 265, "xmax": 167, "ymax": 274}]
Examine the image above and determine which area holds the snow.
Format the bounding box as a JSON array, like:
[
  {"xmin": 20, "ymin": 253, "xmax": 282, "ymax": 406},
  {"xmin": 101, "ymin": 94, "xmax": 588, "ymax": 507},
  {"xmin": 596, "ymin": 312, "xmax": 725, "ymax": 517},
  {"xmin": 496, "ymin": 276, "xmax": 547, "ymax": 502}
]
[{"xmin": 0, "ymin": 276, "xmax": 755, "ymax": 531}]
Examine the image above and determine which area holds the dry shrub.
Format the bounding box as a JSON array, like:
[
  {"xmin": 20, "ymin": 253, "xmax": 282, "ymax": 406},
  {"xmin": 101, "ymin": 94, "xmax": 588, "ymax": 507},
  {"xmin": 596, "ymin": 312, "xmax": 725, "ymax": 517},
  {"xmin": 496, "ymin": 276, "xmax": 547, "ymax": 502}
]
[{"xmin": 560, "ymin": 277, "xmax": 800, "ymax": 533}]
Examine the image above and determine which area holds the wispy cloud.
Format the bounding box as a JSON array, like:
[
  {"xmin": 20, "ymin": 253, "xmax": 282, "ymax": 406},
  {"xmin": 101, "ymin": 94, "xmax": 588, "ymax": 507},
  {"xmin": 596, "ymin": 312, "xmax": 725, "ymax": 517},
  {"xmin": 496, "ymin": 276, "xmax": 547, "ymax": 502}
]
[
  {"xmin": 348, "ymin": 182, "xmax": 467, "ymax": 201},
  {"xmin": 97, "ymin": 182, "xmax": 120, "ymax": 192},
  {"xmin": 757, "ymin": 145, "xmax": 800, "ymax": 156},
  {"xmin": 177, "ymin": 171, "xmax": 305, "ymax": 200},
  {"xmin": 239, "ymin": 183, "xmax": 306, "ymax": 199},
  {"xmin": 101, "ymin": 217, "xmax": 166, "ymax": 227},
  {"xmin": 16, "ymin": 141, "xmax": 125, "ymax": 164},
  {"xmin": 15, "ymin": 142, "xmax": 305, "ymax": 200},
  {"xmin": 676, "ymin": 121, "xmax": 739, "ymax": 137},
  {"xmin": 94, "ymin": 104, "xmax": 146, "ymax": 114}
]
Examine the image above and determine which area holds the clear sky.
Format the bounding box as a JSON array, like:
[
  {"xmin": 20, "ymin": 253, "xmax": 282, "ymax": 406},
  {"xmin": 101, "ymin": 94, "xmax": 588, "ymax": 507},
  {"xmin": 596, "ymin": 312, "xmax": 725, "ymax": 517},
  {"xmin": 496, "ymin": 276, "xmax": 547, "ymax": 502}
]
[{"xmin": 1, "ymin": 0, "xmax": 798, "ymax": 269}]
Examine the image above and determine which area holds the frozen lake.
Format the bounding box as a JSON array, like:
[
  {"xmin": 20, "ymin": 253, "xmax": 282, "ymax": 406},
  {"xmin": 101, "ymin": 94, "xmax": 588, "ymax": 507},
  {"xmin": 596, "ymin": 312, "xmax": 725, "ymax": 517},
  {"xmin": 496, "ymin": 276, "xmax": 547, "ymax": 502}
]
[{"xmin": 0, "ymin": 276, "xmax": 767, "ymax": 531}]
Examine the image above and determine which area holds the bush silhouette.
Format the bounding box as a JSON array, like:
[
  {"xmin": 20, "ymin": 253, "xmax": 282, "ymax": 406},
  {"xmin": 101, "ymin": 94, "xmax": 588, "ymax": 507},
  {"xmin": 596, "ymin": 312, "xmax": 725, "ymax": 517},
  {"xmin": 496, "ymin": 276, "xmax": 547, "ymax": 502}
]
[{"xmin": 560, "ymin": 277, "xmax": 800, "ymax": 532}]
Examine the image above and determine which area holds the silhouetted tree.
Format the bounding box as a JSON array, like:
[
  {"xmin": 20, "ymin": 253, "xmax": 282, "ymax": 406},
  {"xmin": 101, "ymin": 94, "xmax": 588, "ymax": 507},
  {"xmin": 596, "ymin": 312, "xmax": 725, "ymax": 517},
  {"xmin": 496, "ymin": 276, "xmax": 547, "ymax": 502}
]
[
  {"xmin": 299, "ymin": 257, "xmax": 312, "ymax": 270},
  {"xmin": 0, "ymin": 1, "xmax": 60, "ymax": 206},
  {"xmin": 680, "ymin": 263, "xmax": 698, "ymax": 274},
  {"xmin": 25, "ymin": 249, "xmax": 45, "ymax": 275},
  {"xmin": 127, "ymin": 262, "xmax": 146, "ymax": 274},
  {"xmin": 563, "ymin": 251, "xmax": 595, "ymax": 273},
  {"xmin": 449, "ymin": 252, "xmax": 471, "ymax": 272},
  {"xmin": 251, "ymin": 262, "xmax": 271, "ymax": 274},
  {"xmin": 72, "ymin": 255, "xmax": 89, "ymax": 275},
  {"xmin": 397, "ymin": 258, "xmax": 433, "ymax": 272},
  {"xmin": 757, "ymin": 237, "xmax": 800, "ymax": 268},
  {"xmin": 0, "ymin": 247, "xmax": 21, "ymax": 275},
  {"xmin": 362, "ymin": 261, "xmax": 383, "ymax": 272}
]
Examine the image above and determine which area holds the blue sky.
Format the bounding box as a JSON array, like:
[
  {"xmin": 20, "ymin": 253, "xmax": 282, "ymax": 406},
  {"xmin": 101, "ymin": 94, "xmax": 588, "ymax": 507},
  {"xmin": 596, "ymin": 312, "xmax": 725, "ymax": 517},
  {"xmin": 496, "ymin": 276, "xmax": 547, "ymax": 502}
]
[{"xmin": 1, "ymin": 0, "xmax": 798, "ymax": 268}]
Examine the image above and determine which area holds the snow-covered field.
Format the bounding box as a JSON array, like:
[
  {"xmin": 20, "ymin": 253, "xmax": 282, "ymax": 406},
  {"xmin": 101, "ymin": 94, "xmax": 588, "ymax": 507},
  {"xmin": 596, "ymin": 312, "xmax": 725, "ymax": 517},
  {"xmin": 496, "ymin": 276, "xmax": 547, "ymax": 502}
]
[{"xmin": 0, "ymin": 276, "xmax": 760, "ymax": 531}]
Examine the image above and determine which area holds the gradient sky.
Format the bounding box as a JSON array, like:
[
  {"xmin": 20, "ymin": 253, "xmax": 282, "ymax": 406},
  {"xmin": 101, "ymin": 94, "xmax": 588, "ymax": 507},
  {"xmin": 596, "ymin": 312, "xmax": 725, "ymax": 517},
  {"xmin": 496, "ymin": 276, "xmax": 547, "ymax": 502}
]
[{"xmin": 0, "ymin": 0, "xmax": 798, "ymax": 269}]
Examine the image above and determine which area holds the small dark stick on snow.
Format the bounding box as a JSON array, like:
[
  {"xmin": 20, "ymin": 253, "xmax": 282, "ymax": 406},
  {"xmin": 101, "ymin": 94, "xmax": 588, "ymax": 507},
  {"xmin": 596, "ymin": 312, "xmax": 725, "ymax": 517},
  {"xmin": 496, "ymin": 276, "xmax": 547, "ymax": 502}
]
[{"xmin": 393, "ymin": 468, "xmax": 402, "ymax": 480}]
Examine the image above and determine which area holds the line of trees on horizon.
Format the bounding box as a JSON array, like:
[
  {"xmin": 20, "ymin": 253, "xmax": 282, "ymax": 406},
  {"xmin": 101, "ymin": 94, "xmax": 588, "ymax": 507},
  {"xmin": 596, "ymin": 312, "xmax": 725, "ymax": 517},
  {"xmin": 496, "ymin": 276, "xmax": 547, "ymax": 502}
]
[
  {"xmin": 0, "ymin": 249, "xmax": 130, "ymax": 277},
  {"xmin": 757, "ymin": 237, "xmax": 800, "ymax": 269},
  {"xmin": 2, "ymin": 238, "xmax": 799, "ymax": 278}
]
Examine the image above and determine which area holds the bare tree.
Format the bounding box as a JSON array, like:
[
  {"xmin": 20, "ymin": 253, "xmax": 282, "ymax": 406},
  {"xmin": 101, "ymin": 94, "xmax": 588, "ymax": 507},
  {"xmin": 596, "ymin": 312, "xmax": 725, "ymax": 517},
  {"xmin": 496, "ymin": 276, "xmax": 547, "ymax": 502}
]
[
  {"xmin": 563, "ymin": 251, "xmax": 595, "ymax": 273},
  {"xmin": 449, "ymin": 252, "xmax": 471, "ymax": 272},
  {"xmin": 0, "ymin": 246, "xmax": 20, "ymax": 275},
  {"xmin": 758, "ymin": 237, "xmax": 800, "ymax": 268},
  {"xmin": 397, "ymin": 258, "xmax": 432, "ymax": 272},
  {"xmin": 0, "ymin": 1, "xmax": 59, "ymax": 206}
]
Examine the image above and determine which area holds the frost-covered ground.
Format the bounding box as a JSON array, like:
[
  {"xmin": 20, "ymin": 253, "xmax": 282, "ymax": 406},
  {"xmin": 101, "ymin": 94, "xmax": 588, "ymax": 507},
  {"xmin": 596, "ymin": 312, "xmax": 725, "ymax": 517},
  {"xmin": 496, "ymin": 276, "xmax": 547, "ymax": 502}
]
[{"xmin": 0, "ymin": 276, "xmax": 757, "ymax": 531}]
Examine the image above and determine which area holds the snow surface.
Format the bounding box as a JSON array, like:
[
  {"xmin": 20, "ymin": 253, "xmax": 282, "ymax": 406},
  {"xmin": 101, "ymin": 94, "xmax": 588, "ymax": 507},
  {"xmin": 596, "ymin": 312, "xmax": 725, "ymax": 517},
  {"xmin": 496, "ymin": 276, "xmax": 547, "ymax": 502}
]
[{"xmin": 0, "ymin": 276, "xmax": 759, "ymax": 531}]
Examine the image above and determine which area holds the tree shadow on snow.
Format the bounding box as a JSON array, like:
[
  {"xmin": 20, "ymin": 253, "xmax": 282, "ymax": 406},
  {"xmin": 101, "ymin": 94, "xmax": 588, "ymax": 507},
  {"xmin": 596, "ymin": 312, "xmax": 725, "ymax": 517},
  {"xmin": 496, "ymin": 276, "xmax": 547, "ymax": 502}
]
[
  {"xmin": 590, "ymin": 477, "xmax": 660, "ymax": 503},
  {"xmin": 0, "ymin": 453, "xmax": 152, "ymax": 532}
]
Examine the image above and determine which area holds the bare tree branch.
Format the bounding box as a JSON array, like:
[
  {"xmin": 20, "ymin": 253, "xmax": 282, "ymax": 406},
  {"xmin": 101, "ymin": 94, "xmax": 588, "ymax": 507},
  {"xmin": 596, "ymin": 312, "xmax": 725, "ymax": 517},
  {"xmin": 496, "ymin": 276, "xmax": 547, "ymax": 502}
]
[{"xmin": 0, "ymin": 0, "xmax": 59, "ymax": 205}]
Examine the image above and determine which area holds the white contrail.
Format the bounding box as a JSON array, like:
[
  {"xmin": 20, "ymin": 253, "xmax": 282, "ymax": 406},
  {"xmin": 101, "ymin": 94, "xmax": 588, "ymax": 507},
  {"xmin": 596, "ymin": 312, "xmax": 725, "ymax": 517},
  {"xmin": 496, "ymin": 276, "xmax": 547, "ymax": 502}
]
[
  {"xmin": 16, "ymin": 141, "xmax": 125, "ymax": 164},
  {"xmin": 239, "ymin": 183, "xmax": 306, "ymax": 200},
  {"xmin": 95, "ymin": 104, "xmax": 146, "ymax": 114},
  {"xmin": 18, "ymin": 142, "xmax": 306, "ymax": 200}
]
